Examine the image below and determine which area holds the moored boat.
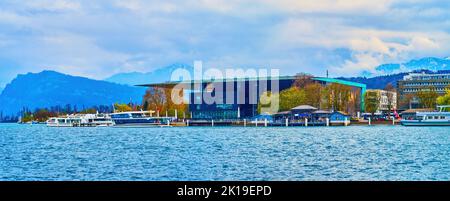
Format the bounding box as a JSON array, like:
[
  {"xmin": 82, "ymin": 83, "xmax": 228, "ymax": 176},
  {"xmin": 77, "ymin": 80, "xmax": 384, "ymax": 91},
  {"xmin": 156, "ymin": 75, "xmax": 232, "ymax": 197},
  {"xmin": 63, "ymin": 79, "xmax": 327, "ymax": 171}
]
[
  {"xmin": 46, "ymin": 113, "xmax": 114, "ymax": 127},
  {"xmin": 110, "ymin": 111, "xmax": 173, "ymax": 127},
  {"xmin": 401, "ymin": 105, "xmax": 450, "ymax": 126}
]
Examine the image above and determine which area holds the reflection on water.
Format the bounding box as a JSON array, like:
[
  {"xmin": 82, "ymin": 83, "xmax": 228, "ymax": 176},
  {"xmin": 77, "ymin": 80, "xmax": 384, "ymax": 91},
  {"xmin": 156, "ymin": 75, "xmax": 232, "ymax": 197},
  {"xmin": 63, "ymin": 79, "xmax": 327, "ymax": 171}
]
[{"xmin": 1, "ymin": 123, "xmax": 450, "ymax": 181}]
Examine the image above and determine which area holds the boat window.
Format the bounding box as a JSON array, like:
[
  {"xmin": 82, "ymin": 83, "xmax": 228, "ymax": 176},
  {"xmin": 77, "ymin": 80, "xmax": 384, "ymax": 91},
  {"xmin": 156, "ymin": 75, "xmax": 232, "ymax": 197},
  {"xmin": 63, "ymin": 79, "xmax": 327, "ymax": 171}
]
[
  {"xmin": 111, "ymin": 114, "xmax": 130, "ymax": 118},
  {"xmin": 131, "ymin": 113, "xmax": 144, "ymax": 118}
]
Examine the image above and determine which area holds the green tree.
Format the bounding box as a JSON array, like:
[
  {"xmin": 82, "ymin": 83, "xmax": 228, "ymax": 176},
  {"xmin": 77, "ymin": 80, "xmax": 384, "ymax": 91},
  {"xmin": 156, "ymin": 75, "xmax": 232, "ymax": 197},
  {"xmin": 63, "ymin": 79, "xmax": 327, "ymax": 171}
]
[
  {"xmin": 364, "ymin": 91, "xmax": 380, "ymax": 115},
  {"xmin": 80, "ymin": 108, "xmax": 97, "ymax": 114},
  {"xmin": 384, "ymin": 83, "xmax": 396, "ymax": 117},
  {"xmin": 437, "ymin": 87, "xmax": 450, "ymax": 110},
  {"xmin": 279, "ymin": 87, "xmax": 307, "ymax": 112},
  {"xmin": 257, "ymin": 91, "xmax": 280, "ymax": 114},
  {"xmin": 399, "ymin": 93, "xmax": 415, "ymax": 109},
  {"xmin": 304, "ymin": 83, "xmax": 323, "ymax": 109},
  {"xmin": 324, "ymin": 83, "xmax": 352, "ymax": 112},
  {"xmin": 143, "ymin": 86, "xmax": 188, "ymax": 117},
  {"xmin": 417, "ymin": 86, "xmax": 438, "ymax": 109},
  {"xmin": 258, "ymin": 87, "xmax": 307, "ymax": 114},
  {"xmin": 21, "ymin": 112, "xmax": 34, "ymax": 123},
  {"xmin": 114, "ymin": 103, "xmax": 133, "ymax": 112},
  {"xmin": 34, "ymin": 109, "xmax": 52, "ymax": 122}
]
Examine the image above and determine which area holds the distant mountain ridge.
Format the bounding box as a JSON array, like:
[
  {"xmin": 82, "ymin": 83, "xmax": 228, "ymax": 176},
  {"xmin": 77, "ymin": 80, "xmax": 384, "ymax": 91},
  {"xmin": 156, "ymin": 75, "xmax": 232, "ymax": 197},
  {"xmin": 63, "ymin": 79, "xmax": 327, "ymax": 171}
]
[
  {"xmin": 340, "ymin": 69, "xmax": 450, "ymax": 89},
  {"xmin": 372, "ymin": 57, "xmax": 449, "ymax": 76},
  {"xmin": 105, "ymin": 57, "xmax": 450, "ymax": 87},
  {"xmin": 1, "ymin": 57, "xmax": 448, "ymax": 117},
  {"xmin": 105, "ymin": 63, "xmax": 193, "ymax": 85},
  {"xmin": 340, "ymin": 57, "xmax": 450, "ymax": 89},
  {"xmin": 338, "ymin": 73, "xmax": 409, "ymax": 89},
  {"xmin": 0, "ymin": 70, "xmax": 146, "ymax": 116}
]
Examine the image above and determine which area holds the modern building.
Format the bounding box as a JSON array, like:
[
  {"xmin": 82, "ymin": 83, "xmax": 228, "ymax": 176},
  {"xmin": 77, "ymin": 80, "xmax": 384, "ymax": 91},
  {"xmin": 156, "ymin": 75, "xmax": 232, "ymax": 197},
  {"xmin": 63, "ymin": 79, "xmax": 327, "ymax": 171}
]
[
  {"xmin": 328, "ymin": 111, "xmax": 351, "ymax": 124},
  {"xmin": 397, "ymin": 72, "xmax": 450, "ymax": 109},
  {"xmin": 366, "ymin": 89, "xmax": 397, "ymax": 112},
  {"xmin": 271, "ymin": 105, "xmax": 349, "ymax": 125},
  {"xmin": 139, "ymin": 76, "xmax": 367, "ymax": 120}
]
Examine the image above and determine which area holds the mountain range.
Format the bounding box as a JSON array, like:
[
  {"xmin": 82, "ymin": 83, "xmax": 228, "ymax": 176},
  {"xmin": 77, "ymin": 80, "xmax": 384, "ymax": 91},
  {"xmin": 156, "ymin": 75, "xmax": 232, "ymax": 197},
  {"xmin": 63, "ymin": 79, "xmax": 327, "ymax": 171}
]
[
  {"xmin": 340, "ymin": 57, "xmax": 449, "ymax": 89},
  {"xmin": 0, "ymin": 71, "xmax": 146, "ymax": 116},
  {"xmin": 104, "ymin": 57, "xmax": 449, "ymax": 87},
  {"xmin": 105, "ymin": 63, "xmax": 193, "ymax": 85},
  {"xmin": 370, "ymin": 57, "xmax": 449, "ymax": 76},
  {"xmin": 0, "ymin": 57, "xmax": 448, "ymax": 117}
]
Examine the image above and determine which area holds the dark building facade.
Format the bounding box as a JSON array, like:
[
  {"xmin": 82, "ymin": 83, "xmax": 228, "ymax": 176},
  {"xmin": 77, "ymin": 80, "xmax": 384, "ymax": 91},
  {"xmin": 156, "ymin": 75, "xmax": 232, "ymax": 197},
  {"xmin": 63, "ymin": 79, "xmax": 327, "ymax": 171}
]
[
  {"xmin": 140, "ymin": 76, "xmax": 366, "ymax": 120},
  {"xmin": 397, "ymin": 72, "xmax": 450, "ymax": 109}
]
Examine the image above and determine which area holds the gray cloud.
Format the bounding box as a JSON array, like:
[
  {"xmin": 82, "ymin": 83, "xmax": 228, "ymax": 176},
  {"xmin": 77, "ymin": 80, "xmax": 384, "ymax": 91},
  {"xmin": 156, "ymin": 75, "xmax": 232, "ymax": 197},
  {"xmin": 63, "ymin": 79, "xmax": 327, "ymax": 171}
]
[{"xmin": 0, "ymin": 0, "xmax": 449, "ymax": 87}]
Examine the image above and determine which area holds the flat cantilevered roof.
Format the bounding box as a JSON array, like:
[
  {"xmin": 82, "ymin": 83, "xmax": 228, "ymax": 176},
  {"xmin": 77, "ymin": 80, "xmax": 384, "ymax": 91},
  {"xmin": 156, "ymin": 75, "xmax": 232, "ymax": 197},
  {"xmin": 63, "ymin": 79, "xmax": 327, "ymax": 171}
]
[
  {"xmin": 136, "ymin": 76, "xmax": 367, "ymax": 112},
  {"xmin": 136, "ymin": 76, "xmax": 367, "ymax": 89}
]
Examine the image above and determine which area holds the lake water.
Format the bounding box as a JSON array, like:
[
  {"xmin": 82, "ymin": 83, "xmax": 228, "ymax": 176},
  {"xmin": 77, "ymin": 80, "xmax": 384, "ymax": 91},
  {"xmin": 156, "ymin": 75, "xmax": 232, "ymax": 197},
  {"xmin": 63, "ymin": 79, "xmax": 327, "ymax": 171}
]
[{"xmin": 1, "ymin": 123, "xmax": 450, "ymax": 181}]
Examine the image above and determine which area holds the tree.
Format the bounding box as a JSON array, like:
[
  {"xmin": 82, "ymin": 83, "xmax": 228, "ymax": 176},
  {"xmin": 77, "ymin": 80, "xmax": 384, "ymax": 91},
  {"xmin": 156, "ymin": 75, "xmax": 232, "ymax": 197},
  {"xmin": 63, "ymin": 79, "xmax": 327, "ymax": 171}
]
[
  {"xmin": 34, "ymin": 109, "xmax": 52, "ymax": 122},
  {"xmin": 437, "ymin": 87, "xmax": 450, "ymax": 111},
  {"xmin": 293, "ymin": 73, "xmax": 314, "ymax": 89},
  {"xmin": 257, "ymin": 91, "xmax": 279, "ymax": 114},
  {"xmin": 143, "ymin": 86, "xmax": 188, "ymax": 117},
  {"xmin": 364, "ymin": 91, "xmax": 380, "ymax": 115},
  {"xmin": 304, "ymin": 83, "xmax": 323, "ymax": 109},
  {"xmin": 384, "ymin": 83, "xmax": 396, "ymax": 117},
  {"xmin": 324, "ymin": 83, "xmax": 352, "ymax": 112},
  {"xmin": 417, "ymin": 86, "xmax": 438, "ymax": 109},
  {"xmin": 80, "ymin": 108, "xmax": 97, "ymax": 114},
  {"xmin": 114, "ymin": 103, "xmax": 132, "ymax": 112},
  {"xmin": 399, "ymin": 93, "xmax": 415, "ymax": 109},
  {"xmin": 279, "ymin": 87, "xmax": 307, "ymax": 112},
  {"xmin": 258, "ymin": 87, "xmax": 307, "ymax": 113},
  {"xmin": 143, "ymin": 87, "xmax": 166, "ymax": 112},
  {"xmin": 21, "ymin": 112, "xmax": 34, "ymax": 123}
]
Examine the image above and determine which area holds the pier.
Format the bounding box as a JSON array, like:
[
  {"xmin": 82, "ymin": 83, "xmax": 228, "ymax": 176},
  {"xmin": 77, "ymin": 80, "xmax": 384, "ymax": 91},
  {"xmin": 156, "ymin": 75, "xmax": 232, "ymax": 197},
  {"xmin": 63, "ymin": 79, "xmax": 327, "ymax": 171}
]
[{"xmin": 162, "ymin": 119, "xmax": 399, "ymax": 127}]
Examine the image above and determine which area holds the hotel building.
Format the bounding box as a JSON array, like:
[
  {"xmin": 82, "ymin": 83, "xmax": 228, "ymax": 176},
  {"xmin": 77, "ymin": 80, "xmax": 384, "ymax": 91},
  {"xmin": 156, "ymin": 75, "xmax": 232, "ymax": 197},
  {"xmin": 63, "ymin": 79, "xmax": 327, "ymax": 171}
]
[{"xmin": 397, "ymin": 72, "xmax": 450, "ymax": 109}]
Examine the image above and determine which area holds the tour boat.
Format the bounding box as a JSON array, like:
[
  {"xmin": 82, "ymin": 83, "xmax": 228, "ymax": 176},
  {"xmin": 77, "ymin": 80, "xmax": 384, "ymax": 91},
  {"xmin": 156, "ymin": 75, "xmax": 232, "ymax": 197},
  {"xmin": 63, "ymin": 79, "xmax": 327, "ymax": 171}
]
[
  {"xmin": 401, "ymin": 105, "xmax": 450, "ymax": 126},
  {"xmin": 46, "ymin": 113, "xmax": 114, "ymax": 127},
  {"xmin": 110, "ymin": 111, "xmax": 173, "ymax": 127}
]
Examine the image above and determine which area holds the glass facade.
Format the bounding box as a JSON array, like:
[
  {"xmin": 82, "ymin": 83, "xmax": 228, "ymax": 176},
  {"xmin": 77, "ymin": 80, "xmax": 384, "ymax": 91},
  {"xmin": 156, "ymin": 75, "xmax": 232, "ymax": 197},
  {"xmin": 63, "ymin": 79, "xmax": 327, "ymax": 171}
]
[{"xmin": 188, "ymin": 79, "xmax": 294, "ymax": 120}]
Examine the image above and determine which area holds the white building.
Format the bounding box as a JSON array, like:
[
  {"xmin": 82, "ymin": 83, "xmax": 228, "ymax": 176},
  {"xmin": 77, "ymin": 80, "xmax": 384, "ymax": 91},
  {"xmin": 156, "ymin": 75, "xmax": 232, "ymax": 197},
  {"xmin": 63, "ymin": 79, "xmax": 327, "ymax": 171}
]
[{"xmin": 367, "ymin": 89, "xmax": 397, "ymax": 112}]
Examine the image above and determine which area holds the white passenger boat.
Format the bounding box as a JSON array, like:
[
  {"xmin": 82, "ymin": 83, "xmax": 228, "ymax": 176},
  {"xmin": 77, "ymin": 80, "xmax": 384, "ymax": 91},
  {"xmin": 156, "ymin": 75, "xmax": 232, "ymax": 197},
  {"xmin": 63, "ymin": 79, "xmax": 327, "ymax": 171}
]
[
  {"xmin": 401, "ymin": 105, "xmax": 450, "ymax": 126},
  {"xmin": 46, "ymin": 113, "xmax": 114, "ymax": 127},
  {"xmin": 110, "ymin": 111, "xmax": 173, "ymax": 127}
]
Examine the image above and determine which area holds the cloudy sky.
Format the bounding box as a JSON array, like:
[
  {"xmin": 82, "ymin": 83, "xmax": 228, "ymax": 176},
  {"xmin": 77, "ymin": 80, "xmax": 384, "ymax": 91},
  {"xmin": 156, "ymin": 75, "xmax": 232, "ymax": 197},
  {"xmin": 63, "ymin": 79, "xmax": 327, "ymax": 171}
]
[{"xmin": 0, "ymin": 0, "xmax": 449, "ymax": 87}]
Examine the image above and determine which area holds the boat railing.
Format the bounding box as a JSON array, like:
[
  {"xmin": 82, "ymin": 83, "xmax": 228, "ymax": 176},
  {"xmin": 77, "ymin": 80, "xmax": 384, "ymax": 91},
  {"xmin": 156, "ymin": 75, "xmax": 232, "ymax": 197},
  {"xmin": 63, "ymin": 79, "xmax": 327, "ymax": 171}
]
[{"xmin": 437, "ymin": 105, "xmax": 450, "ymax": 112}]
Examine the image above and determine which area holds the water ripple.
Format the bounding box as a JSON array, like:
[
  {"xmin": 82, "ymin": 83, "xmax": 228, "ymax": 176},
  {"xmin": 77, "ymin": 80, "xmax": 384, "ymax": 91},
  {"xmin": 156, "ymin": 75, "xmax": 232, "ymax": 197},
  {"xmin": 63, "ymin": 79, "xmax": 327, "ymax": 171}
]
[{"xmin": 1, "ymin": 124, "xmax": 450, "ymax": 181}]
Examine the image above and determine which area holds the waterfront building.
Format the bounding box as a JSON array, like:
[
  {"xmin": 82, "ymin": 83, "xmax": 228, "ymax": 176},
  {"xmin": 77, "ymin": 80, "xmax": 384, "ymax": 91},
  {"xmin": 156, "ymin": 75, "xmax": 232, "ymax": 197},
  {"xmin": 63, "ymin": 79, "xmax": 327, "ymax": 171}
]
[
  {"xmin": 290, "ymin": 105, "xmax": 318, "ymax": 120},
  {"xmin": 329, "ymin": 111, "xmax": 350, "ymax": 124},
  {"xmin": 273, "ymin": 111, "xmax": 291, "ymax": 120},
  {"xmin": 273, "ymin": 105, "xmax": 333, "ymax": 123},
  {"xmin": 397, "ymin": 71, "xmax": 450, "ymax": 109},
  {"xmin": 366, "ymin": 89, "xmax": 397, "ymax": 112},
  {"xmin": 139, "ymin": 76, "xmax": 366, "ymax": 120},
  {"xmin": 311, "ymin": 110, "xmax": 332, "ymax": 122}
]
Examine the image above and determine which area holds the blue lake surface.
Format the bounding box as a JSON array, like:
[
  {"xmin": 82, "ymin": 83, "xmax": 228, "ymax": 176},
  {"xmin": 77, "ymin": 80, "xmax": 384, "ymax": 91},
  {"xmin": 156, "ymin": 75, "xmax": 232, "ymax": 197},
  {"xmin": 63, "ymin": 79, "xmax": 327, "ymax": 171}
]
[{"xmin": 1, "ymin": 123, "xmax": 450, "ymax": 181}]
